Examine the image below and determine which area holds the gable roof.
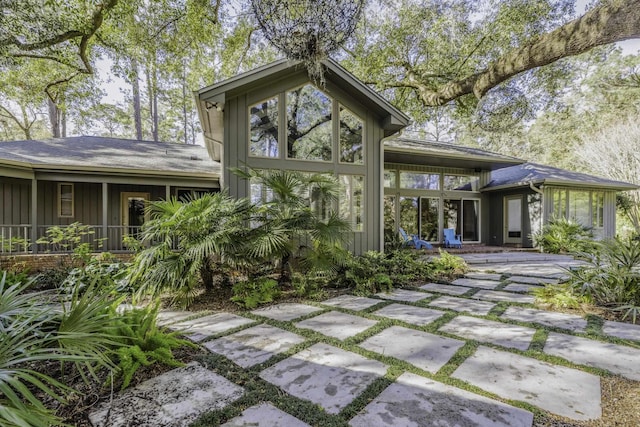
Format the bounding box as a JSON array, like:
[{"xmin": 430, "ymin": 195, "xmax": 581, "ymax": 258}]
[
  {"xmin": 197, "ymin": 59, "xmax": 410, "ymax": 137},
  {"xmin": 385, "ymin": 137, "xmax": 523, "ymax": 170},
  {"xmin": 481, "ymin": 162, "xmax": 638, "ymax": 191},
  {"xmin": 0, "ymin": 136, "xmax": 221, "ymax": 179}
]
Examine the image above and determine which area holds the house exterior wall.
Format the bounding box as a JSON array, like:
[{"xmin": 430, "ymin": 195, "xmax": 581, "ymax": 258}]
[
  {"xmin": 221, "ymin": 70, "xmax": 386, "ymax": 254},
  {"xmin": 487, "ymin": 188, "xmax": 541, "ymax": 248},
  {"xmin": 1, "ymin": 178, "xmax": 30, "ymax": 225}
]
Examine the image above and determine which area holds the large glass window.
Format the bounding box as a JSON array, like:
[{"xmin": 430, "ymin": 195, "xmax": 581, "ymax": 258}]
[
  {"xmin": 462, "ymin": 199, "xmax": 479, "ymax": 241},
  {"xmin": 384, "ymin": 196, "xmax": 396, "ymax": 243},
  {"xmin": 592, "ymin": 192, "xmax": 604, "ymax": 228},
  {"xmin": 249, "ymin": 97, "xmax": 279, "ymax": 157},
  {"xmin": 552, "ymin": 189, "xmax": 567, "ymax": 219},
  {"xmin": 568, "ymin": 191, "xmax": 590, "ymax": 227},
  {"xmin": 420, "ymin": 197, "xmax": 439, "ymax": 241},
  {"xmin": 339, "ymin": 105, "xmax": 363, "ymax": 164},
  {"xmin": 399, "ymin": 197, "xmax": 419, "ymax": 235},
  {"xmin": 339, "ymin": 175, "xmax": 364, "ymax": 232},
  {"xmin": 443, "ymin": 175, "xmax": 478, "ymax": 191},
  {"xmin": 287, "ymin": 84, "xmax": 332, "ymax": 161},
  {"xmin": 384, "ymin": 170, "xmax": 397, "ymax": 188},
  {"xmin": 400, "ymin": 172, "xmax": 439, "ymax": 190}
]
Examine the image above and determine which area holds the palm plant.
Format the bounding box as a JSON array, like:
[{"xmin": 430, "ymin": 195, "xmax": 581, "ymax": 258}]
[
  {"xmin": 128, "ymin": 192, "xmax": 254, "ymax": 304},
  {"xmin": 236, "ymin": 168, "xmax": 352, "ymax": 285}
]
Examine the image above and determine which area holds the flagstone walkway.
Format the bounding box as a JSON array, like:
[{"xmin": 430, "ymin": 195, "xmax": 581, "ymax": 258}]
[{"xmin": 89, "ymin": 253, "xmax": 640, "ymax": 427}]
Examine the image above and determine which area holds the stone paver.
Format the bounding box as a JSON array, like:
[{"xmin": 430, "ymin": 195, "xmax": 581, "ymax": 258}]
[
  {"xmin": 349, "ymin": 372, "xmax": 533, "ymax": 427},
  {"xmin": 321, "ymin": 295, "xmax": 381, "ymax": 311},
  {"xmin": 473, "ymin": 290, "xmax": 535, "ymax": 304},
  {"xmin": 203, "ymin": 324, "xmax": 305, "ymax": 368},
  {"xmin": 439, "ymin": 316, "xmax": 536, "ymax": 351},
  {"xmin": 157, "ymin": 310, "xmax": 198, "ymax": 326},
  {"xmin": 544, "ymin": 332, "xmax": 640, "ymax": 381},
  {"xmin": 501, "ymin": 306, "xmax": 588, "ymax": 332},
  {"xmin": 360, "ymin": 326, "xmax": 464, "ymax": 373},
  {"xmin": 473, "ymin": 263, "xmax": 571, "ymax": 280},
  {"xmin": 295, "ymin": 311, "xmax": 377, "ymax": 340},
  {"xmin": 375, "ymin": 288, "xmax": 432, "ymax": 302},
  {"xmin": 602, "ymin": 320, "xmax": 640, "ymax": 341},
  {"xmin": 372, "ymin": 303, "xmax": 445, "ymax": 326},
  {"xmin": 221, "ymin": 403, "xmax": 310, "ymax": 427},
  {"xmin": 170, "ymin": 313, "xmax": 254, "ymax": 342},
  {"xmin": 260, "ymin": 343, "xmax": 388, "ymax": 414},
  {"xmin": 428, "ymin": 295, "xmax": 496, "ymax": 315},
  {"xmin": 419, "ymin": 282, "xmax": 472, "ymax": 295},
  {"xmin": 89, "ymin": 362, "xmax": 243, "ymax": 427},
  {"xmin": 452, "ymin": 346, "xmax": 601, "ymax": 421},
  {"xmin": 251, "ymin": 303, "xmax": 322, "ymax": 321},
  {"xmin": 508, "ymin": 275, "xmax": 558, "ymax": 285},
  {"xmin": 502, "ymin": 283, "xmax": 543, "ymax": 293},
  {"xmin": 451, "ymin": 278, "xmax": 501, "ymax": 289},
  {"xmin": 465, "ymin": 272, "xmax": 502, "ymax": 281}
]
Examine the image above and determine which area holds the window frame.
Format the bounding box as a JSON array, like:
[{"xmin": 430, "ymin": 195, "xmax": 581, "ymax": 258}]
[
  {"xmin": 58, "ymin": 182, "xmax": 74, "ymax": 218},
  {"xmin": 248, "ymin": 95, "xmax": 281, "ymax": 159},
  {"xmin": 339, "ymin": 174, "xmax": 365, "ymax": 233}
]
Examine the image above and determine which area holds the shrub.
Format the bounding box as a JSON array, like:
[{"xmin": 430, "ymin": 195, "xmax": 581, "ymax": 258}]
[
  {"xmin": 568, "ymin": 238, "xmax": 640, "ymax": 323},
  {"xmin": 428, "ymin": 249, "xmax": 468, "ymax": 281},
  {"xmin": 533, "ymin": 283, "xmax": 586, "ymax": 309},
  {"xmin": 231, "ymin": 278, "xmax": 280, "ymax": 309},
  {"xmin": 531, "ymin": 217, "xmax": 596, "ymax": 254},
  {"xmin": 62, "ymin": 260, "xmax": 130, "ymax": 294}
]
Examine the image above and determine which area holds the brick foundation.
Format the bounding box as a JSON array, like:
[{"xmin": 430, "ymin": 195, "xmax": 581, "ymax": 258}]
[{"xmin": 0, "ymin": 253, "xmax": 134, "ymax": 273}]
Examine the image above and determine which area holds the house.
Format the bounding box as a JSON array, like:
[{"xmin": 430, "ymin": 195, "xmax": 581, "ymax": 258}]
[
  {"xmin": 1, "ymin": 60, "xmax": 635, "ymax": 255},
  {"xmin": 0, "ymin": 136, "xmax": 219, "ymax": 253},
  {"xmin": 195, "ymin": 59, "xmax": 636, "ymax": 252}
]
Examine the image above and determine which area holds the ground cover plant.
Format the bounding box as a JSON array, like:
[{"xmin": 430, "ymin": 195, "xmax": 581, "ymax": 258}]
[{"xmin": 531, "ymin": 217, "xmax": 596, "ymax": 254}]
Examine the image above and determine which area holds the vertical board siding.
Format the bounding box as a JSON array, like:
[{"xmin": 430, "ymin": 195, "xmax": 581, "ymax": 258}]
[{"xmin": 0, "ymin": 179, "xmax": 31, "ymax": 224}]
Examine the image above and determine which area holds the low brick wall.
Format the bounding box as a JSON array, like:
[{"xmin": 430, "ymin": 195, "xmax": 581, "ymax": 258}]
[{"xmin": 0, "ymin": 253, "xmax": 134, "ymax": 273}]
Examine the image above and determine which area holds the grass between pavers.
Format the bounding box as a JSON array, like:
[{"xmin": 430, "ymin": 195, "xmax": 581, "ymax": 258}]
[{"xmin": 185, "ymin": 286, "xmax": 638, "ymax": 426}]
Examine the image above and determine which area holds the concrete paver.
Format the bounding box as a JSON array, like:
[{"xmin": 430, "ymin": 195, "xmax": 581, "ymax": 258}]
[
  {"xmin": 169, "ymin": 313, "xmax": 254, "ymax": 342},
  {"xmin": 89, "ymin": 362, "xmax": 243, "ymax": 427},
  {"xmin": 375, "ymin": 288, "xmax": 432, "ymax": 302},
  {"xmin": 221, "ymin": 403, "xmax": 310, "ymax": 427},
  {"xmin": 473, "ymin": 289, "xmax": 535, "ymax": 304},
  {"xmin": 419, "ymin": 282, "xmax": 472, "ymax": 295},
  {"xmin": 439, "ymin": 315, "xmax": 536, "ymax": 351},
  {"xmin": 295, "ymin": 311, "xmax": 377, "ymax": 340},
  {"xmin": 349, "ymin": 372, "xmax": 533, "ymax": 427},
  {"xmin": 452, "ymin": 346, "xmax": 601, "ymax": 421},
  {"xmin": 157, "ymin": 310, "xmax": 199, "ymax": 326},
  {"xmin": 451, "ymin": 278, "xmax": 501, "ymax": 289},
  {"xmin": 320, "ymin": 295, "xmax": 381, "ymax": 311},
  {"xmin": 429, "ymin": 295, "xmax": 496, "ymax": 315},
  {"xmin": 473, "ymin": 263, "xmax": 571, "ymax": 280},
  {"xmin": 502, "ymin": 283, "xmax": 543, "ymax": 293},
  {"xmin": 203, "ymin": 324, "xmax": 305, "ymax": 368},
  {"xmin": 251, "ymin": 303, "xmax": 322, "ymax": 321},
  {"xmin": 465, "ymin": 272, "xmax": 502, "ymax": 281},
  {"xmin": 544, "ymin": 332, "xmax": 640, "ymax": 381},
  {"xmin": 372, "ymin": 303, "xmax": 446, "ymax": 326},
  {"xmin": 501, "ymin": 306, "xmax": 588, "ymax": 332},
  {"xmin": 508, "ymin": 276, "xmax": 558, "ymax": 285},
  {"xmin": 359, "ymin": 326, "xmax": 464, "ymax": 373},
  {"xmin": 602, "ymin": 320, "xmax": 640, "ymax": 341},
  {"xmin": 259, "ymin": 343, "xmax": 388, "ymax": 414}
]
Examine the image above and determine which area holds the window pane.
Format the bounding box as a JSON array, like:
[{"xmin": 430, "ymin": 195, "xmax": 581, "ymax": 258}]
[
  {"xmin": 287, "ymin": 85, "xmax": 332, "ymax": 161},
  {"xmin": 420, "ymin": 197, "xmax": 439, "ymax": 241},
  {"xmin": 249, "ymin": 97, "xmax": 279, "ymax": 157},
  {"xmin": 443, "ymin": 175, "xmax": 478, "ymax": 191},
  {"xmin": 569, "ymin": 191, "xmax": 590, "ymax": 226},
  {"xmin": 384, "ymin": 170, "xmax": 396, "ymax": 188},
  {"xmin": 400, "ymin": 172, "xmax": 440, "ymax": 190},
  {"xmin": 444, "ymin": 199, "xmax": 461, "ymax": 235},
  {"xmin": 339, "ymin": 105, "xmax": 363, "ymax": 164},
  {"xmin": 339, "ymin": 175, "xmax": 364, "ymax": 232},
  {"xmin": 59, "ymin": 184, "xmax": 73, "ymax": 217},
  {"xmin": 592, "ymin": 192, "xmax": 604, "ymax": 228},
  {"xmin": 553, "ymin": 190, "xmax": 566, "ymax": 218},
  {"xmin": 399, "ymin": 197, "xmax": 419, "ymax": 235},
  {"xmin": 462, "ymin": 199, "xmax": 479, "ymax": 241},
  {"xmin": 384, "ymin": 196, "xmax": 396, "ymax": 244}
]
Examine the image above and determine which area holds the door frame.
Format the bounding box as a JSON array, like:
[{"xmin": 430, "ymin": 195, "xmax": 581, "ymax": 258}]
[
  {"xmin": 121, "ymin": 192, "xmax": 150, "ymax": 226},
  {"xmin": 504, "ymin": 195, "xmax": 523, "ymax": 245}
]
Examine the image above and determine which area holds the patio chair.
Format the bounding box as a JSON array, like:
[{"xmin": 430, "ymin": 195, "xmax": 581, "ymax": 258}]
[
  {"xmin": 443, "ymin": 228, "xmax": 462, "ymax": 248},
  {"xmin": 399, "ymin": 227, "xmax": 433, "ymax": 249}
]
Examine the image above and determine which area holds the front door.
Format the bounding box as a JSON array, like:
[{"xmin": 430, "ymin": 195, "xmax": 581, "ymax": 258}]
[
  {"xmin": 121, "ymin": 192, "xmax": 150, "ymax": 236},
  {"xmin": 504, "ymin": 196, "xmax": 522, "ymax": 245}
]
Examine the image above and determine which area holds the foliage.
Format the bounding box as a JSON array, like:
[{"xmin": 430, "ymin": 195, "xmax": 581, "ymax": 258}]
[
  {"xmin": 128, "ymin": 193, "xmax": 254, "ymax": 306},
  {"xmin": 291, "ymin": 273, "xmax": 329, "ymax": 299},
  {"xmin": 62, "ymin": 260, "xmax": 130, "ymax": 294},
  {"xmin": 533, "ymin": 283, "xmax": 586, "ymax": 309},
  {"xmin": 531, "ymin": 217, "xmax": 596, "ymax": 254},
  {"xmin": 0, "ymin": 236, "xmax": 30, "ymax": 253},
  {"xmin": 568, "ymin": 238, "xmax": 640, "ymax": 323},
  {"xmin": 428, "ymin": 249, "xmax": 469, "ymax": 281},
  {"xmin": 36, "ymin": 222, "xmax": 103, "ymax": 263},
  {"xmin": 231, "ymin": 278, "xmax": 280, "ymax": 309},
  {"xmin": 110, "ymin": 303, "xmax": 192, "ymax": 389}
]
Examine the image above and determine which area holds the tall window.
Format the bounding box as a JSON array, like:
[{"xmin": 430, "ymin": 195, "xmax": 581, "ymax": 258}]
[
  {"xmin": 339, "ymin": 105, "xmax": 363, "ymax": 164},
  {"xmin": 551, "ymin": 189, "xmax": 605, "ymax": 229},
  {"xmin": 249, "ymin": 97, "xmax": 279, "ymax": 157},
  {"xmin": 58, "ymin": 183, "xmax": 74, "ymax": 217},
  {"xmin": 339, "ymin": 175, "xmax": 364, "ymax": 232},
  {"xmin": 592, "ymin": 192, "xmax": 604, "ymax": 228},
  {"xmin": 287, "ymin": 84, "xmax": 332, "ymax": 161}
]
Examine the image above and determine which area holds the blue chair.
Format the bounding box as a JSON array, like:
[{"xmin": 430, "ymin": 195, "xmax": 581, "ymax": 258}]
[
  {"xmin": 399, "ymin": 227, "xmax": 433, "ymax": 249},
  {"xmin": 443, "ymin": 228, "xmax": 462, "ymax": 248}
]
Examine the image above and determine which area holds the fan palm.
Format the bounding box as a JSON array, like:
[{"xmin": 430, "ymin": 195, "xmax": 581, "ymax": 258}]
[{"xmin": 128, "ymin": 192, "xmax": 254, "ymax": 303}]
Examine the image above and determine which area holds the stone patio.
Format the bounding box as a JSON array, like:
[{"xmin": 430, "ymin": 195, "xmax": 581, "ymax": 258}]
[
  {"xmin": 438, "ymin": 315, "xmax": 536, "ymax": 351},
  {"xmin": 372, "ymin": 303, "xmax": 446, "ymax": 326},
  {"xmin": 473, "ymin": 289, "xmax": 536, "ymax": 304},
  {"xmin": 501, "ymin": 306, "xmax": 588, "ymax": 332},
  {"xmin": 450, "ymin": 278, "xmax": 501, "ymax": 289},
  {"xmin": 428, "ymin": 295, "xmax": 497, "ymax": 315},
  {"xmin": 221, "ymin": 403, "xmax": 310, "ymax": 427},
  {"xmin": 320, "ymin": 294, "xmax": 381, "ymax": 310},
  {"xmin": 419, "ymin": 282, "xmax": 472, "ymax": 295},
  {"xmin": 169, "ymin": 312, "xmax": 254, "ymax": 342},
  {"xmin": 375, "ymin": 288, "xmax": 432, "ymax": 302},
  {"xmin": 251, "ymin": 303, "xmax": 322, "ymax": 321},
  {"xmin": 602, "ymin": 319, "xmax": 640, "ymax": 341},
  {"xmin": 295, "ymin": 311, "xmax": 378, "ymax": 340}
]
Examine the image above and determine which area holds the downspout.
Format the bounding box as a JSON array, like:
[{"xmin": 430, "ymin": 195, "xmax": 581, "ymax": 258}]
[{"xmin": 379, "ymin": 133, "xmax": 398, "ymax": 254}]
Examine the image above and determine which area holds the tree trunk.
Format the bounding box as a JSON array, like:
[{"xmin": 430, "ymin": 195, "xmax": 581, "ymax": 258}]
[
  {"xmin": 418, "ymin": 0, "xmax": 640, "ymax": 105},
  {"xmin": 278, "ymin": 254, "xmax": 292, "ymax": 287},
  {"xmin": 48, "ymin": 98, "xmax": 61, "ymax": 138},
  {"xmin": 20, "ymin": 105, "xmax": 31, "ymax": 140},
  {"xmin": 131, "ymin": 58, "xmax": 143, "ymax": 140},
  {"xmin": 182, "ymin": 62, "xmax": 188, "ymax": 144},
  {"xmin": 200, "ymin": 260, "xmax": 215, "ymax": 292}
]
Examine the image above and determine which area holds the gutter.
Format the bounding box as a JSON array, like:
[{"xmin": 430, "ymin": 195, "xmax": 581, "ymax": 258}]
[{"xmin": 529, "ymin": 182, "xmax": 544, "ymax": 194}]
